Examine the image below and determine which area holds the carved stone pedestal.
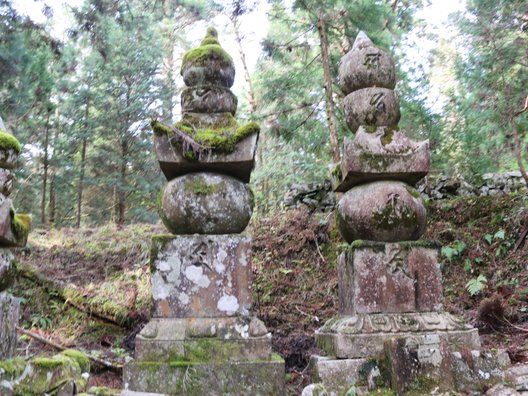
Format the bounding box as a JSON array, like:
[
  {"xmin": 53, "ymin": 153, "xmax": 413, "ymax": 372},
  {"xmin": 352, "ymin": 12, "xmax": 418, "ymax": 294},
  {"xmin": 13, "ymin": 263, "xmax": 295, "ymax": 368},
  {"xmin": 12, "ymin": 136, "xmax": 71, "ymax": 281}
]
[{"xmin": 123, "ymin": 235, "xmax": 284, "ymax": 395}]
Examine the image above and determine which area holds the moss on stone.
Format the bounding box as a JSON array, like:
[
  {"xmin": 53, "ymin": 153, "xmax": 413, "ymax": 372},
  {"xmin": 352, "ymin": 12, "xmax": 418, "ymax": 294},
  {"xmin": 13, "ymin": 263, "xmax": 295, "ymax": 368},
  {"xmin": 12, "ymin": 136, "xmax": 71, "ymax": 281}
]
[
  {"xmin": 181, "ymin": 44, "xmax": 233, "ymax": 71},
  {"xmin": 370, "ymin": 203, "xmax": 418, "ymax": 231},
  {"xmin": 364, "ymin": 125, "xmax": 378, "ymax": 134},
  {"xmin": 331, "ymin": 164, "xmax": 343, "ymax": 181},
  {"xmin": 86, "ymin": 387, "xmax": 121, "ymax": 395},
  {"xmin": 12, "ymin": 212, "xmax": 30, "ymax": 240},
  {"xmin": 183, "ymin": 150, "xmax": 197, "ymax": 161},
  {"xmin": 0, "ymin": 130, "xmax": 21, "ymax": 153},
  {"xmin": 151, "ymin": 119, "xmax": 174, "ymax": 137},
  {"xmin": 200, "ymin": 37, "xmax": 220, "ymax": 46},
  {"xmin": 405, "ymin": 185, "xmax": 420, "ymax": 199},
  {"xmin": 0, "ymin": 358, "xmax": 25, "ymax": 376},
  {"xmin": 31, "ymin": 357, "xmax": 64, "ymax": 369},
  {"xmin": 184, "ymin": 178, "xmax": 222, "ymax": 196},
  {"xmin": 381, "ymin": 128, "xmax": 394, "ymax": 146},
  {"xmin": 60, "ymin": 349, "xmax": 90, "ymax": 373}
]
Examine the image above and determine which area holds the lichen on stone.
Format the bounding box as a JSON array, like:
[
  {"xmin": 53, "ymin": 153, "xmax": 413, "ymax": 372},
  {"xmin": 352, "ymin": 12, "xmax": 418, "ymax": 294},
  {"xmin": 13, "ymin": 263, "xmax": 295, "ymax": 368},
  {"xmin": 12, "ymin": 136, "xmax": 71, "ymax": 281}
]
[
  {"xmin": 11, "ymin": 212, "xmax": 30, "ymax": 240},
  {"xmin": 0, "ymin": 130, "xmax": 21, "ymax": 153}
]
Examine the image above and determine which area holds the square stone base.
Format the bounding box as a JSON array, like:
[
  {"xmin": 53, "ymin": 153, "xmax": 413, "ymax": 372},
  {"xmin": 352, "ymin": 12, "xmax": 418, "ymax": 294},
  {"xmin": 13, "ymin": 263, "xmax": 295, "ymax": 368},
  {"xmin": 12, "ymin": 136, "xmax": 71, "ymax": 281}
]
[
  {"xmin": 123, "ymin": 356, "xmax": 285, "ymax": 395},
  {"xmin": 316, "ymin": 313, "xmax": 480, "ymax": 359}
]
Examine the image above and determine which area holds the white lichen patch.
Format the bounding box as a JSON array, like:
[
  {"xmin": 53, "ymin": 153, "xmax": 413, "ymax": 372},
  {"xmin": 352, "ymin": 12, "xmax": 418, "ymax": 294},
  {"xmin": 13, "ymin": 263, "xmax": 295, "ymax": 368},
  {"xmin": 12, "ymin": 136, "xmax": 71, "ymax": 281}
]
[
  {"xmin": 234, "ymin": 323, "xmax": 249, "ymax": 339},
  {"xmin": 217, "ymin": 294, "xmax": 239, "ymax": 315},
  {"xmin": 239, "ymin": 250, "xmax": 248, "ymax": 267},
  {"xmin": 151, "ymin": 272, "xmax": 171, "ymax": 300},
  {"xmin": 185, "ymin": 265, "xmax": 211, "ymax": 288},
  {"xmin": 178, "ymin": 292, "xmax": 190, "ymax": 305},
  {"xmin": 215, "ymin": 248, "xmax": 227, "ymax": 273}
]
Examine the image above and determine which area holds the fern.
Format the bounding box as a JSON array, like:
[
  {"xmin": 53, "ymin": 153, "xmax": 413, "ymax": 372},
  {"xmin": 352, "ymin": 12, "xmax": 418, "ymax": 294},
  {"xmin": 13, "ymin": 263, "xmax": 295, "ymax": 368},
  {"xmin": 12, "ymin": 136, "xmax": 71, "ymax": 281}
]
[{"xmin": 466, "ymin": 275, "xmax": 487, "ymax": 296}]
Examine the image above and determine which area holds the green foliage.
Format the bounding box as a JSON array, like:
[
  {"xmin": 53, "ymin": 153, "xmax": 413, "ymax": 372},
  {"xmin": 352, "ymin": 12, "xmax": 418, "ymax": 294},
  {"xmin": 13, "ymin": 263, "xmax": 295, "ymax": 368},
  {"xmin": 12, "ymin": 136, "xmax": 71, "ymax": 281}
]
[
  {"xmin": 441, "ymin": 240, "xmax": 466, "ymax": 261},
  {"xmin": 466, "ymin": 274, "xmax": 487, "ymax": 296}
]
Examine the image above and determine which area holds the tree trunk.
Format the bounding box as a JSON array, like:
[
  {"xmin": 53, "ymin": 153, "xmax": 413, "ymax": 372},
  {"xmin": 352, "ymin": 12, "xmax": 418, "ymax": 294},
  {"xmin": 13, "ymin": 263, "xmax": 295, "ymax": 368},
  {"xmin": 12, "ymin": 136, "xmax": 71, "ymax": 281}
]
[
  {"xmin": 161, "ymin": 0, "xmax": 175, "ymax": 121},
  {"xmin": 48, "ymin": 109, "xmax": 60, "ymax": 227},
  {"xmin": 76, "ymin": 96, "xmax": 91, "ymax": 228},
  {"xmin": 510, "ymin": 96, "xmax": 528, "ymax": 186},
  {"xmin": 117, "ymin": 137, "xmax": 127, "ymax": 226},
  {"xmin": 317, "ymin": 11, "xmax": 341, "ymax": 164},
  {"xmin": 40, "ymin": 109, "xmax": 51, "ymax": 225}
]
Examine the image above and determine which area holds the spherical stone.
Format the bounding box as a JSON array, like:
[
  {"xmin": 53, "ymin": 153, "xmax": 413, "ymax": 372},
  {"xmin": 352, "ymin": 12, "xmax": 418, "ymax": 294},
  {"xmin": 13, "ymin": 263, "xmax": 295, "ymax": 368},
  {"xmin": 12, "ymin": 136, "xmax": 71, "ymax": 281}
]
[
  {"xmin": 160, "ymin": 172, "xmax": 253, "ymax": 234},
  {"xmin": 343, "ymin": 87, "xmax": 400, "ymax": 133},
  {"xmin": 181, "ymin": 85, "xmax": 238, "ymax": 115},
  {"xmin": 337, "ymin": 181, "xmax": 426, "ymax": 242},
  {"xmin": 338, "ymin": 31, "xmax": 396, "ymax": 95}
]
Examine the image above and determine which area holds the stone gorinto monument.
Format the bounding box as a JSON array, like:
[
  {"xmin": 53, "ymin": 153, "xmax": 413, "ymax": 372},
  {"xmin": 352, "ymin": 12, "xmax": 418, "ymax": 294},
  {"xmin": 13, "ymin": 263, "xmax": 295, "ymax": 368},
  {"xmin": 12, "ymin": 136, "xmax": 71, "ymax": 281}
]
[
  {"xmin": 311, "ymin": 32, "xmax": 482, "ymax": 393},
  {"xmin": 123, "ymin": 28, "xmax": 284, "ymax": 395}
]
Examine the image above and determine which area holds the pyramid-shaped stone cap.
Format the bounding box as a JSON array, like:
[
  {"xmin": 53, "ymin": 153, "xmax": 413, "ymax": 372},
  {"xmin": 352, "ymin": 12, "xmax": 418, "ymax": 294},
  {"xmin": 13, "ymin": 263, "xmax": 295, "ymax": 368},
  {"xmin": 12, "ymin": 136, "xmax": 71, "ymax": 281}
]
[
  {"xmin": 181, "ymin": 27, "xmax": 235, "ymax": 88},
  {"xmin": 338, "ymin": 31, "xmax": 396, "ymax": 95}
]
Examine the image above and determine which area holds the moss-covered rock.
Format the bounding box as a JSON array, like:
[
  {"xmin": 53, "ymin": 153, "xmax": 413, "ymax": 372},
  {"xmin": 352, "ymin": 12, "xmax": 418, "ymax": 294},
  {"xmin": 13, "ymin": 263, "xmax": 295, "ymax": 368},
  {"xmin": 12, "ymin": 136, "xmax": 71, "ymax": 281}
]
[{"xmin": 0, "ymin": 130, "xmax": 21, "ymax": 154}]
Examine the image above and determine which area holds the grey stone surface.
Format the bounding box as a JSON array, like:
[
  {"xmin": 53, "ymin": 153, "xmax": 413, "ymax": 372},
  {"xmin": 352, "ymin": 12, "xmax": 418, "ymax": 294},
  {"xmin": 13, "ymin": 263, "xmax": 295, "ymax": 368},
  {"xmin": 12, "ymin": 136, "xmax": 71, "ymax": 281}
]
[
  {"xmin": 301, "ymin": 382, "xmax": 330, "ymax": 396},
  {"xmin": 181, "ymin": 60, "xmax": 235, "ymax": 89},
  {"xmin": 154, "ymin": 132, "xmax": 257, "ymax": 183},
  {"xmin": 315, "ymin": 312, "xmax": 480, "ymax": 359},
  {"xmin": 333, "ymin": 127, "xmax": 430, "ymax": 192},
  {"xmin": 452, "ymin": 349, "xmax": 511, "ymax": 392},
  {"xmin": 486, "ymin": 384, "xmax": 521, "ymax": 396},
  {"xmin": 159, "ymin": 172, "xmax": 253, "ymax": 234},
  {"xmin": 0, "ymin": 292, "xmax": 19, "ymax": 359},
  {"xmin": 123, "ymin": 357, "xmax": 285, "ymax": 395},
  {"xmin": 181, "ymin": 85, "xmax": 237, "ymax": 115},
  {"xmin": 149, "ymin": 234, "xmax": 252, "ymax": 318},
  {"xmin": 338, "ymin": 31, "xmax": 396, "ymax": 95},
  {"xmin": 0, "ymin": 148, "xmax": 18, "ymax": 170},
  {"xmin": 506, "ymin": 364, "xmax": 528, "ymax": 391},
  {"xmin": 0, "ymin": 197, "xmax": 28, "ymax": 247},
  {"xmin": 310, "ymin": 355, "xmax": 367, "ymax": 395},
  {"xmin": 0, "ymin": 250, "xmax": 15, "ymax": 291},
  {"xmin": 336, "ymin": 181, "xmax": 426, "ymax": 242},
  {"xmin": 338, "ymin": 242, "xmax": 443, "ymax": 315},
  {"xmin": 343, "ymin": 87, "xmax": 400, "ymax": 133},
  {"xmin": 134, "ymin": 317, "xmax": 272, "ymax": 362},
  {"xmin": 0, "ymin": 169, "xmax": 14, "ymax": 197}
]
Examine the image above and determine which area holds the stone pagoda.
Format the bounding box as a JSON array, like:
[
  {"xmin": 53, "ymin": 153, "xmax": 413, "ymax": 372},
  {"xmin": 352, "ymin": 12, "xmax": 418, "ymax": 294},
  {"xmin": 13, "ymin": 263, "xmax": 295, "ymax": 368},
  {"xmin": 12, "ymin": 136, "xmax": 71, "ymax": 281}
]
[
  {"xmin": 0, "ymin": 116, "xmax": 30, "ymax": 360},
  {"xmin": 311, "ymin": 33, "xmax": 482, "ymax": 393},
  {"xmin": 123, "ymin": 28, "xmax": 284, "ymax": 395}
]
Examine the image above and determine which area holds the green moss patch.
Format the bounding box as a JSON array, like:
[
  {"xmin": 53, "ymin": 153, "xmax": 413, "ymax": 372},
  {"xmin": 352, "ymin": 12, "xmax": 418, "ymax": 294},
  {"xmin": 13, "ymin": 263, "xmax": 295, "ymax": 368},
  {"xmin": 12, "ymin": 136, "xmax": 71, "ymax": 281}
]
[
  {"xmin": 0, "ymin": 130, "xmax": 21, "ymax": 153},
  {"xmin": 12, "ymin": 212, "xmax": 31, "ymax": 240},
  {"xmin": 181, "ymin": 44, "xmax": 233, "ymax": 71},
  {"xmin": 60, "ymin": 349, "xmax": 90, "ymax": 372},
  {"xmin": 31, "ymin": 357, "xmax": 65, "ymax": 369}
]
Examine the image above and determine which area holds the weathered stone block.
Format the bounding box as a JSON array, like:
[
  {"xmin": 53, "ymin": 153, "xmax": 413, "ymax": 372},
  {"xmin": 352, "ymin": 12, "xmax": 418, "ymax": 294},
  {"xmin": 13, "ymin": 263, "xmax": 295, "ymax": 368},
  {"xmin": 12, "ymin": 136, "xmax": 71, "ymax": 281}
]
[
  {"xmin": 0, "ymin": 198, "xmax": 29, "ymax": 248},
  {"xmin": 452, "ymin": 349, "xmax": 510, "ymax": 392},
  {"xmin": 154, "ymin": 132, "xmax": 257, "ymax": 183},
  {"xmin": 315, "ymin": 312, "xmax": 480, "ymax": 359},
  {"xmin": 181, "ymin": 86, "xmax": 237, "ymax": 115},
  {"xmin": 0, "ymin": 251, "xmax": 15, "ymax": 292},
  {"xmin": 0, "ymin": 169, "xmax": 14, "ymax": 197},
  {"xmin": 338, "ymin": 241, "xmax": 443, "ymax": 314},
  {"xmin": 159, "ymin": 172, "xmax": 253, "ymax": 235},
  {"xmin": 333, "ymin": 127, "xmax": 430, "ymax": 192},
  {"xmin": 342, "ymin": 87, "xmax": 400, "ymax": 133},
  {"xmin": 123, "ymin": 355, "xmax": 285, "ymax": 395},
  {"xmin": 384, "ymin": 335, "xmax": 454, "ymax": 394},
  {"xmin": 338, "ymin": 31, "xmax": 396, "ymax": 95},
  {"xmin": 309, "ymin": 355, "xmax": 369, "ymax": 395},
  {"xmin": 0, "ymin": 292, "xmax": 19, "ymax": 359},
  {"xmin": 150, "ymin": 234, "xmax": 252, "ymax": 318},
  {"xmin": 134, "ymin": 317, "xmax": 271, "ymax": 362},
  {"xmin": 505, "ymin": 364, "xmax": 528, "ymax": 392},
  {"xmin": 0, "ymin": 148, "xmax": 18, "ymax": 170},
  {"xmin": 336, "ymin": 182, "xmax": 426, "ymax": 243}
]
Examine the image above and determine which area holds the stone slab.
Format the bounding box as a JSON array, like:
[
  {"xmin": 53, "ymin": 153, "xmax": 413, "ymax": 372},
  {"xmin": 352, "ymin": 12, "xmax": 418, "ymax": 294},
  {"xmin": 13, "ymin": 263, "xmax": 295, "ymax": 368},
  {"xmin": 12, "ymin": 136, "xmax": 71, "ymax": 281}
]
[
  {"xmin": 506, "ymin": 364, "xmax": 528, "ymax": 392},
  {"xmin": 452, "ymin": 349, "xmax": 510, "ymax": 392},
  {"xmin": 0, "ymin": 250, "xmax": 15, "ymax": 292},
  {"xmin": 0, "ymin": 198, "xmax": 27, "ymax": 248},
  {"xmin": 315, "ymin": 312, "xmax": 480, "ymax": 359},
  {"xmin": 0, "ymin": 292, "xmax": 19, "ymax": 359},
  {"xmin": 135, "ymin": 317, "xmax": 271, "ymax": 362},
  {"xmin": 333, "ymin": 127, "xmax": 430, "ymax": 192},
  {"xmin": 154, "ymin": 132, "xmax": 257, "ymax": 183},
  {"xmin": 338, "ymin": 241, "xmax": 443, "ymax": 315},
  {"xmin": 123, "ymin": 356, "xmax": 285, "ymax": 395},
  {"xmin": 150, "ymin": 235, "xmax": 252, "ymax": 318},
  {"xmin": 309, "ymin": 355, "xmax": 369, "ymax": 395}
]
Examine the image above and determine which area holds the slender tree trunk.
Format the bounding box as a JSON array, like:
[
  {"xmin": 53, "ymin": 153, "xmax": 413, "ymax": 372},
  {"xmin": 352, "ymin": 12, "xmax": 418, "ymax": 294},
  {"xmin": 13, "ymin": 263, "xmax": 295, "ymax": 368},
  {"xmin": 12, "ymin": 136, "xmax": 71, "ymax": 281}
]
[
  {"xmin": 76, "ymin": 97, "xmax": 91, "ymax": 227},
  {"xmin": 40, "ymin": 108, "xmax": 51, "ymax": 225},
  {"xmin": 161, "ymin": 0, "xmax": 175, "ymax": 121},
  {"xmin": 117, "ymin": 138, "xmax": 127, "ymax": 226},
  {"xmin": 317, "ymin": 11, "xmax": 341, "ymax": 164},
  {"xmin": 48, "ymin": 108, "xmax": 60, "ymax": 227},
  {"xmin": 510, "ymin": 95, "xmax": 528, "ymax": 186}
]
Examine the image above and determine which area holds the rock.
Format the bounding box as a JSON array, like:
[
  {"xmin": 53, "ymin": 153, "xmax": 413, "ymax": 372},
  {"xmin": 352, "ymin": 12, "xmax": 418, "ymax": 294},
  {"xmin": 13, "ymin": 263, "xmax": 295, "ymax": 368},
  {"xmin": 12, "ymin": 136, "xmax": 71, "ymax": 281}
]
[
  {"xmin": 342, "ymin": 87, "xmax": 400, "ymax": 133},
  {"xmin": 338, "ymin": 31, "xmax": 396, "ymax": 95},
  {"xmin": 149, "ymin": 235, "xmax": 252, "ymax": 318},
  {"xmin": 505, "ymin": 364, "xmax": 528, "ymax": 392},
  {"xmin": 159, "ymin": 172, "xmax": 253, "ymax": 234},
  {"xmin": 249, "ymin": 317, "xmax": 268, "ymax": 337},
  {"xmin": 0, "ymin": 198, "xmax": 30, "ymax": 247},
  {"xmin": 336, "ymin": 181, "xmax": 426, "ymax": 242},
  {"xmin": 301, "ymin": 383, "xmax": 330, "ymax": 396},
  {"xmin": 338, "ymin": 241, "xmax": 443, "ymax": 314},
  {"xmin": 309, "ymin": 355, "xmax": 369, "ymax": 395},
  {"xmin": 0, "ymin": 169, "xmax": 13, "ymax": 197},
  {"xmin": 181, "ymin": 86, "xmax": 237, "ymax": 115},
  {"xmin": 0, "ymin": 251, "xmax": 15, "ymax": 291},
  {"xmin": 486, "ymin": 384, "xmax": 520, "ymax": 396},
  {"xmin": 451, "ymin": 349, "xmax": 510, "ymax": 392},
  {"xmin": 333, "ymin": 126, "xmax": 429, "ymax": 192},
  {"xmin": 0, "ymin": 292, "xmax": 19, "ymax": 359}
]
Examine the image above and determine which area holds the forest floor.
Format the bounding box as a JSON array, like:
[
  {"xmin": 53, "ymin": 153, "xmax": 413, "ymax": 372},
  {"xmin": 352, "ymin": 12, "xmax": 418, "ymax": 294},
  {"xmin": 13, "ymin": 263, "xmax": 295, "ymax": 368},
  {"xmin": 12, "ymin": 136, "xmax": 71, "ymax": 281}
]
[{"xmin": 9, "ymin": 192, "xmax": 528, "ymax": 394}]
